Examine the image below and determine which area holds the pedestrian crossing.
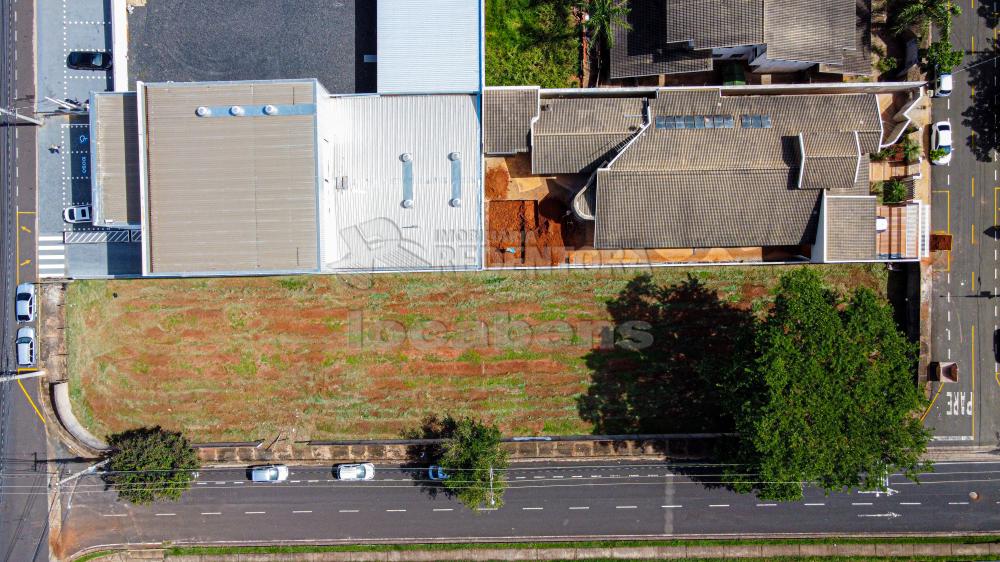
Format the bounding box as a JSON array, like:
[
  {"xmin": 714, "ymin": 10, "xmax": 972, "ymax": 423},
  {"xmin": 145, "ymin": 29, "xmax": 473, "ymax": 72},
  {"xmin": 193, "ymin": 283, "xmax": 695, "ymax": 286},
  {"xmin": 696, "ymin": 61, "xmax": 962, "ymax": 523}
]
[{"xmin": 38, "ymin": 235, "xmax": 66, "ymax": 279}]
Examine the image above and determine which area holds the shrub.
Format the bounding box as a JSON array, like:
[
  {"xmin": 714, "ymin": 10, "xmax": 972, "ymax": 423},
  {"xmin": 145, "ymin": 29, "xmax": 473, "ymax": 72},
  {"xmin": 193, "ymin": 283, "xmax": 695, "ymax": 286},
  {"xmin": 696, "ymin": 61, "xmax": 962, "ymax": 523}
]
[{"xmin": 883, "ymin": 179, "xmax": 909, "ymax": 203}]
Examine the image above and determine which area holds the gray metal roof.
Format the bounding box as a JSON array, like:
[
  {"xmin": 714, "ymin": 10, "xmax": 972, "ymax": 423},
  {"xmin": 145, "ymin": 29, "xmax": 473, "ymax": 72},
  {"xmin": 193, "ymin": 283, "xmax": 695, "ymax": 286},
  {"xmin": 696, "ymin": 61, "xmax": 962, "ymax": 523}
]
[
  {"xmin": 531, "ymin": 97, "xmax": 645, "ymax": 174},
  {"xmin": 91, "ymin": 92, "xmax": 141, "ymax": 228},
  {"xmin": 825, "ymin": 196, "xmax": 876, "ymax": 261},
  {"xmin": 610, "ymin": 0, "xmax": 862, "ymax": 78},
  {"xmin": 483, "ymin": 87, "xmax": 539, "ymax": 155},
  {"xmin": 140, "ymin": 80, "xmax": 320, "ymax": 276},
  {"xmin": 322, "ymin": 94, "xmax": 481, "ymax": 271},
  {"xmin": 377, "ymin": 0, "xmax": 481, "ymax": 94}
]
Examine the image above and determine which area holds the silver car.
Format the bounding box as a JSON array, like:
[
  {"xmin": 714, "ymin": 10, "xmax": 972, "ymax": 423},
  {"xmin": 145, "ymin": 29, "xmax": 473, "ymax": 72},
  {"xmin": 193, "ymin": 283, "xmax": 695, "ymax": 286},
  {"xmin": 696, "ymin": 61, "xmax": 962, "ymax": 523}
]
[
  {"xmin": 63, "ymin": 204, "xmax": 92, "ymax": 223},
  {"xmin": 15, "ymin": 283, "xmax": 35, "ymax": 322},
  {"xmin": 336, "ymin": 463, "xmax": 375, "ymax": 481},
  {"xmin": 16, "ymin": 327, "xmax": 36, "ymax": 367},
  {"xmin": 250, "ymin": 464, "xmax": 289, "ymax": 482}
]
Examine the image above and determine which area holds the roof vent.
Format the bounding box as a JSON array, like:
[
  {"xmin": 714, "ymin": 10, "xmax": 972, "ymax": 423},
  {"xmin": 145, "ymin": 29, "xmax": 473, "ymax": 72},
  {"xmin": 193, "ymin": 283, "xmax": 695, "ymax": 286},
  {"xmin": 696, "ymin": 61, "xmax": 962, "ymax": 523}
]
[
  {"xmin": 229, "ymin": 105, "xmax": 245, "ymax": 116},
  {"xmin": 263, "ymin": 104, "xmax": 279, "ymax": 115},
  {"xmin": 195, "ymin": 106, "xmax": 211, "ymax": 117},
  {"xmin": 449, "ymin": 198, "xmax": 461, "ymax": 208},
  {"xmin": 400, "ymin": 153, "xmax": 412, "ymax": 162},
  {"xmin": 448, "ymin": 152, "xmax": 462, "ymax": 161}
]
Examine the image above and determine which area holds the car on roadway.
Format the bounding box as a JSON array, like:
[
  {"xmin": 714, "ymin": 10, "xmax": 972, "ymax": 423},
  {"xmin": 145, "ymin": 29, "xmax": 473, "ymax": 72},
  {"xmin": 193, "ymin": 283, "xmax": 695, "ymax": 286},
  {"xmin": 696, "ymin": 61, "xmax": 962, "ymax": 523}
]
[
  {"xmin": 935, "ymin": 71, "xmax": 953, "ymax": 97},
  {"xmin": 16, "ymin": 326, "xmax": 36, "ymax": 367},
  {"xmin": 336, "ymin": 463, "xmax": 375, "ymax": 481},
  {"xmin": 249, "ymin": 464, "xmax": 289, "ymax": 482},
  {"xmin": 15, "ymin": 283, "xmax": 35, "ymax": 323},
  {"xmin": 63, "ymin": 204, "xmax": 93, "ymax": 224},
  {"xmin": 66, "ymin": 51, "xmax": 112, "ymax": 71},
  {"xmin": 931, "ymin": 120, "xmax": 953, "ymax": 165},
  {"xmin": 428, "ymin": 465, "xmax": 450, "ymax": 481},
  {"xmin": 994, "ymin": 329, "xmax": 1000, "ymax": 363}
]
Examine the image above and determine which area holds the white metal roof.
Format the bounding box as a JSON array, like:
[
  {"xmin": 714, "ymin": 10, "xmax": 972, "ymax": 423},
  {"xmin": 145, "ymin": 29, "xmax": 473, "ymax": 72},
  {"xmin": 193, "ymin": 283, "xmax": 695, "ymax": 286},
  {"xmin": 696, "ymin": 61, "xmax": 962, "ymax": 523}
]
[
  {"xmin": 320, "ymin": 94, "xmax": 482, "ymax": 271},
  {"xmin": 376, "ymin": 0, "xmax": 482, "ymax": 94}
]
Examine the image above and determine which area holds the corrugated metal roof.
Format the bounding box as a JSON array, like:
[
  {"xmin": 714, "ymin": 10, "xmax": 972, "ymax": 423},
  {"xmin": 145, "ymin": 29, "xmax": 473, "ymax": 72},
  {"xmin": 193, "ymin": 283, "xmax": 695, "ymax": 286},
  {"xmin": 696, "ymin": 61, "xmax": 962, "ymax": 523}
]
[
  {"xmin": 323, "ymin": 94, "xmax": 481, "ymax": 271},
  {"xmin": 141, "ymin": 80, "xmax": 320, "ymax": 275},
  {"xmin": 377, "ymin": 0, "xmax": 481, "ymax": 94},
  {"xmin": 91, "ymin": 92, "xmax": 141, "ymax": 227}
]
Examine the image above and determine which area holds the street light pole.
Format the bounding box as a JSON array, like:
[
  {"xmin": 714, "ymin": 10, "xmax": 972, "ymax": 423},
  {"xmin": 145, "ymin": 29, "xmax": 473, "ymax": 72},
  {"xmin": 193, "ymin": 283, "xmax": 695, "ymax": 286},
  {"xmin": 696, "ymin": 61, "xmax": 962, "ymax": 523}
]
[{"xmin": 0, "ymin": 106, "xmax": 43, "ymax": 126}]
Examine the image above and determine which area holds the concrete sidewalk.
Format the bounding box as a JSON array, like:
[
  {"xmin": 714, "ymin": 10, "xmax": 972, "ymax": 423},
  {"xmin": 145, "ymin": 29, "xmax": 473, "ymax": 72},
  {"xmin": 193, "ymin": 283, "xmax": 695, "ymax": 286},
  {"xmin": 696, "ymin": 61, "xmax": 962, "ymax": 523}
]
[{"xmin": 80, "ymin": 541, "xmax": 1000, "ymax": 561}]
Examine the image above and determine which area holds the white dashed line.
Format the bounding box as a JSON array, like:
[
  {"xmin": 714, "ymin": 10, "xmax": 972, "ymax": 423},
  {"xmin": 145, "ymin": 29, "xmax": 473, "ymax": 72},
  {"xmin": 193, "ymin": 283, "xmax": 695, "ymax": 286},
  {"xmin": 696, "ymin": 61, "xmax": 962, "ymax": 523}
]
[
  {"xmin": 339, "ymin": 510, "xmax": 359, "ymax": 513},
  {"xmin": 386, "ymin": 509, "xmax": 406, "ymax": 512},
  {"xmin": 661, "ymin": 505, "xmax": 682, "ymax": 508},
  {"xmin": 756, "ymin": 503, "xmax": 777, "ymax": 507},
  {"xmin": 155, "ymin": 513, "xmax": 176, "ymax": 517},
  {"xmin": 292, "ymin": 510, "xmax": 312, "ymax": 514},
  {"xmin": 245, "ymin": 511, "xmax": 265, "ymax": 515},
  {"xmin": 101, "ymin": 514, "xmax": 127, "ymax": 517},
  {"xmin": 851, "ymin": 502, "xmax": 873, "ymax": 506},
  {"xmin": 616, "ymin": 505, "xmax": 637, "ymax": 509},
  {"xmin": 709, "ymin": 504, "xmax": 730, "ymax": 508},
  {"xmin": 571, "ymin": 475, "xmax": 583, "ymax": 478},
  {"xmin": 433, "ymin": 508, "xmax": 454, "ymax": 512},
  {"xmin": 804, "ymin": 503, "xmax": 825, "ymax": 506},
  {"xmin": 569, "ymin": 506, "xmax": 590, "ymax": 510},
  {"xmin": 200, "ymin": 512, "xmax": 221, "ymax": 516},
  {"xmin": 522, "ymin": 507, "xmax": 543, "ymax": 511},
  {"xmin": 899, "ymin": 502, "xmax": 921, "ymax": 506},
  {"xmin": 948, "ymin": 502, "xmax": 969, "ymax": 505}
]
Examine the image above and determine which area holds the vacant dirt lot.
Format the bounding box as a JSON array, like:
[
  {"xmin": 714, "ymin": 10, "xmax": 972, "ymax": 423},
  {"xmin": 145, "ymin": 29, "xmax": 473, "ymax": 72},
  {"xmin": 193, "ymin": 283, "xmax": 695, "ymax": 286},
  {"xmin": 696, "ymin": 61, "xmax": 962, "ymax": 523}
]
[{"xmin": 67, "ymin": 266, "xmax": 887, "ymax": 442}]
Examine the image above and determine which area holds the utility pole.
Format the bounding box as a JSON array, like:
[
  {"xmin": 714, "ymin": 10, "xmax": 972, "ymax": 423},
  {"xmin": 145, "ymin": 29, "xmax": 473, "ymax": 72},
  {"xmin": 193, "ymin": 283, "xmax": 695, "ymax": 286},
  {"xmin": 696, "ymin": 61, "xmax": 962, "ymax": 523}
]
[
  {"xmin": 0, "ymin": 106, "xmax": 43, "ymax": 126},
  {"xmin": 0, "ymin": 370, "xmax": 46, "ymax": 383}
]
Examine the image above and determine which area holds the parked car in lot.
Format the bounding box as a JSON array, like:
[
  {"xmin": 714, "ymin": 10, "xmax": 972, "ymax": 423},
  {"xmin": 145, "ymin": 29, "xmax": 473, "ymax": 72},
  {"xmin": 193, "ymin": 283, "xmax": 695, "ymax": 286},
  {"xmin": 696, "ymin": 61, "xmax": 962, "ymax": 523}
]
[
  {"xmin": 336, "ymin": 463, "xmax": 375, "ymax": 481},
  {"xmin": 249, "ymin": 464, "xmax": 289, "ymax": 482},
  {"xmin": 935, "ymin": 72, "xmax": 953, "ymax": 98},
  {"xmin": 931, "ymin": 120, "xmax": 953, "ymax": 165},
  {"xmin": 66, "ymin": 51, "xmax": 112, "ymax": 71},
  {"xmin": 428, "ymin": 465, "xmax": 449, "ymax": 481},
  {"xmin": 15, "ymin": 283, "xmax": 35, "ymax": 323},
  {"xmin": 16, "ymin": 326, "xmax": 35, "ymax": 367},
  {"xmin": 63, "ymin": 204, "xmax": 92, "ymax": 224}
]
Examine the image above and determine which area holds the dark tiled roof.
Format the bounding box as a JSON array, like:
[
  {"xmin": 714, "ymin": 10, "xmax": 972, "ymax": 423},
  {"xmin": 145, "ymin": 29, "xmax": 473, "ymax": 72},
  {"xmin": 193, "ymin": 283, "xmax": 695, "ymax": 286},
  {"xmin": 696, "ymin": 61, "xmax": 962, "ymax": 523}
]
[
  {"xmin": 764, "ymin": 0, "xmax": 854, "ymax": 64},
  {"xmin": 483, "ymin": 87, "xmax": 539, "ymax": 155},
  {"xmin": 610, "ymin": 0, "xmax": 862, "ymax": 78},
  {"xmin": 531, "ymin": 98, "xmax": 645, "ymax": 174},
  {"xmin": 819, "ymin": 0, "xmax": 874, "ymax": 76},
  {"xmin": 610, "ymin": 0, "xmax": 714, "ymax": 79},
  {"xmin": 594, "ymin": 169, "xmax": 821, "ymax": 248},
  {"xmin": 798, "ymin": 132, "xmax": 861, "ymax": 191},
  {"xmin": 825, "ymin": 196, "xmax": 876, "ymax": 260},
  {"xmin": 614, "ymin": 128, "xmax": 797, "ymax": 171},
  {"xmin": 662, "ymin": 0, "xmax": 764, "ymax": 49}
]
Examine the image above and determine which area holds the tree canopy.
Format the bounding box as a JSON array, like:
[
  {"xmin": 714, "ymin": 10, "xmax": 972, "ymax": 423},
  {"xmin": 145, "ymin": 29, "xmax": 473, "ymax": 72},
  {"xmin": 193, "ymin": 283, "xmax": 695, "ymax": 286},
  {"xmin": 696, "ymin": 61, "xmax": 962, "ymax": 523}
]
[
  {"xmin": 104, "ymin": 426, "xmax": 200, "ymax": 505},
  {"xmin": 439, "ymin": 418, "xmax": 509, "ymax": 510},
  {"xmin": 723, "ymin": 269, "xmax": 929, "ymax": 501}
]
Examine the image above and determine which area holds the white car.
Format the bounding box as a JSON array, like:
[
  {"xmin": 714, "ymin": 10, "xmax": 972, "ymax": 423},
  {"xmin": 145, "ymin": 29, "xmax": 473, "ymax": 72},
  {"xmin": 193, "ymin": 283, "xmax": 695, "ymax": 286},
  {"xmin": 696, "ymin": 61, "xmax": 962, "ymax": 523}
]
[
  {"xmin": 63, "ymin": 204, "xmax": 92, "ymax": 223},
  {"xmin": 16, "ymin": 326, "xmax": 36, "ymax": 367},
  {"xmin": 15, "ymin": 283, "xmax": 35, "ymax": 323},
  {"xmin": 931, "ymin": 120, "xmax": 953, "ymax": 165},
  {"xmin": 336, "ymin": 463, "xmax": 375, "ymax": 481},
  {"xmin": 935, "ymin": 72, "xmax": 953, "ymax": 98},
  {"xmin": 250, "ymin": 464, "xmax": 289, "ymax": 482}
]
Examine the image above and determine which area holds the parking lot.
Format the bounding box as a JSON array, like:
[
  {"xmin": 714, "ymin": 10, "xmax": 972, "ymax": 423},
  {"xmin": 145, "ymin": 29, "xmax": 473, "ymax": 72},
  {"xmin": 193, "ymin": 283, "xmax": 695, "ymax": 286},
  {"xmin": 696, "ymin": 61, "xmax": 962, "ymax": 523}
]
[
  {"xmin": 127, "ymin": 0, "xmax": 376, "ymax": 93},
  {"xmin": 35, "ymin": 0, "xmax": 139, "ymax": 279}
]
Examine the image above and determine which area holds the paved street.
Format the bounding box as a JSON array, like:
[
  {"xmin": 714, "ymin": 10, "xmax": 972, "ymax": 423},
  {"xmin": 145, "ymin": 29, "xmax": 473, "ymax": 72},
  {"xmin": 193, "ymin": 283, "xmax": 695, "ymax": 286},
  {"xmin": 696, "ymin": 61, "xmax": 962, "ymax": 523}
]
[
  {"xmin": 926, "ymin": 0, "xmax": 1000, "ymax": 445},
  {"xmin": 54, "ymin": 461, "xmax": 1000, "ymax": 555},
  {"xmin": 0, "ymin": 0, "xmax": 52, "ymax": 560}
]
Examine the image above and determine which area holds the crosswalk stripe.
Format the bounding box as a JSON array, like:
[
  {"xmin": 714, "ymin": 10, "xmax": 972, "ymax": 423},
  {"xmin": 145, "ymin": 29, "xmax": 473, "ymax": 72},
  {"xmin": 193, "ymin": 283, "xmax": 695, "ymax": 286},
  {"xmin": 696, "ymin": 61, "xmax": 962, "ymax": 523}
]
[
  {"xmin": 39, "ymin": 255, "xmax": 65, "ymax": 260},
  {"xmin": 39, "ymin": 264, "xmax": 66, "ymax": 270},
  {"xmin": 39, "ymin": 235, "xmax": 63, "ymax": 242},
  {"xmin": 38, "ymin": 245, "xmax": 66, "ymax": 251}
]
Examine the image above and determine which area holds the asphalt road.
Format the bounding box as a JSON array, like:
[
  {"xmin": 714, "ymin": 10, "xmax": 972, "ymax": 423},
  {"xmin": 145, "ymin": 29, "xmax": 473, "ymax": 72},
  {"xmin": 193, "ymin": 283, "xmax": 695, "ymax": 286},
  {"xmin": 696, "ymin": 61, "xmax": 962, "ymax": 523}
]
[
  {"xmin": 0, "ymin": 0, "xmax": 51, "ymax": 560},
  {"xmin": 926, "ymin": 0, "xmax": 1000, "ymax": 445},
  {"xmin": 54, "ymin": 460, "xmax": 1000, "ymax": 555}
]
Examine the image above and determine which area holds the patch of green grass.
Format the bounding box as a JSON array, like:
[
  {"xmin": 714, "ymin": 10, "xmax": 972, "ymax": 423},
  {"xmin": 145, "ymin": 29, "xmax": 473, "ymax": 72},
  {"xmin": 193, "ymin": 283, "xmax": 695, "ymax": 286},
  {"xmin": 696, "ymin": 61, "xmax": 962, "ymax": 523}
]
[
  {"xmin": 486, "ymin": 0, "xmax": 579, "ymax": 87},
  {"xmin": 72, "ymin": 551, "xmax": 118, "ymax": 562},
  {"xmin": 276, "ymin": 277, "xmax": 309, "ymax": 290},
  {"xmin": 458, "ymin": 349, "xmax": 484, "ymax": 363},
  {"xmin": 228, "ymin": 354, "xmax": 258, "ymax": 377}
]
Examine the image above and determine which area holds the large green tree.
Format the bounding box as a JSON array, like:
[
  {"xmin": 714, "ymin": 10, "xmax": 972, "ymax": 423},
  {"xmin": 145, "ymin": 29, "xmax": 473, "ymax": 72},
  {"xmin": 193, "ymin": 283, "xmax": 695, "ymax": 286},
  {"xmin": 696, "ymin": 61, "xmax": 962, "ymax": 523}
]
[
  {"xmin": 892, "ymin": 0, "xmax": 961, "ymax": 37},
  {"xmin": 724, "ymin": 269, "xmax": 930, "ymax": 501},
  {"xmin": 104, "ymin": 426, "xmax": 200, "ymax": 505},
  {"xmin": 439, "ymin": 418, "xmax": 509, "ymax": 510}
]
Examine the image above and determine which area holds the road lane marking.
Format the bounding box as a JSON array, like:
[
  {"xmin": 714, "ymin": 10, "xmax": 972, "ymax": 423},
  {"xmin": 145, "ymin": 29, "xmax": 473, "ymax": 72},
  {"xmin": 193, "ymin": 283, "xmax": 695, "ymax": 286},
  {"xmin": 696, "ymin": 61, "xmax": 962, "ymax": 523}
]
[
  {"xmin": 572, "ymin": 475, "xmax": 583, "ymax": 478},
  {"xmin": 101, "ymin": 514, "xmax": 127, "ymax": 517},
  {"xmin": 553, "ymin": 476, "xmax": 564, "ymax": 479},
  {"xmin": 709, "ymin": 504, "xmax": 730, "ymax": 508},
  {"xmin": 852, "ymin": 502, "xmax": 873, "ymax": 506},
  {"xmin": 899, "ymin": 502, "xmax": 921, "ymax": 506},
  {"xmin": 307, "ymin": 479, "xmax": 318, "ymax": 483},
  {"xmin": 386, "ymin": 509, "xmax": 406, "ymax": 512},
  {"xmin": 804, "ymin": 503, "xmax": 825, "ymax": 506},
  {"xmin": 569, "ymin": 506, "xmax": 590, "ymax": 510},
  {"xmin": 292, "ymin": 510, "xmax": 312, "ymax": 514},
  {"xmin": 515, "ymin": 476, "xmax": 526, "ymax": 479},
  {"xmin": 16, "ymin": 380, "xmax": 46, "ymax": 426},
  {"xmin": 948, "ymin": 501, "xmax": 969, "ymax": 505},
  {"xmin": 433, "ymin": 508, "xmax": 454, "ymax": 512},
  {"xmin": 291, "ymin": 480, "xmax": 301, "ymax": 483},
  {"xmin": 339, "ymin": 510, "xmax": 359, "ymax": 513},
  {"xmin": 616, "ymin": 505, "xmax": 637, "ymax": 509},
  {"xmin": 200, "ymin": 512, "xmax": 221, "ymax": 515},
  {"xmin": 245, "ymin": 511, "xmax": 265, "ymax": 515},
  {"xmin": 756, "ymin": 503, "xmax": 777, "ymax": 507},
  {"xmin": 155, "ymin": 513, "xmax": 176, "ymax": 517},
  {"xmin": 522, "ymin": 507, "xmax": 543, "ymax": 510},
  {"xmin": 662, "ymin": 505, "xmax": 682, "ymax": 508},
  {"xmin": 196, "ymin": 482, "xmax": 207, "ymax": 485}
]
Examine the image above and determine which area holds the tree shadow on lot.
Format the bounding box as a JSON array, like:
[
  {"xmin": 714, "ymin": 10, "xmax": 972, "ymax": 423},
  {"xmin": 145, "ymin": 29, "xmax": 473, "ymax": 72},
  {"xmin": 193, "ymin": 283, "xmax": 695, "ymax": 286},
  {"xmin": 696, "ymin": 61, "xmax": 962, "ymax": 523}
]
[
  {"xmin": 961, "ymin": 38, "xmax": 999, "ymax": 161},
  {"xmin": 400, "ymin": 414, "xmax": 457, "ymax": 500},
  {"xmin": 576, "ymin": 274, "xmax": 754, "ymax": 435}
]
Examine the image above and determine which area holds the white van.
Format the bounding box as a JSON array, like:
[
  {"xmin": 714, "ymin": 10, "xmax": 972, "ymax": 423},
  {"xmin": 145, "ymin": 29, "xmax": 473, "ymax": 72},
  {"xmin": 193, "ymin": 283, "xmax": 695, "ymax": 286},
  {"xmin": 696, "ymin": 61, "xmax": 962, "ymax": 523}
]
[{"xmin": 16, "ymin": 327, "xmax": 36, "ymax": 367}]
